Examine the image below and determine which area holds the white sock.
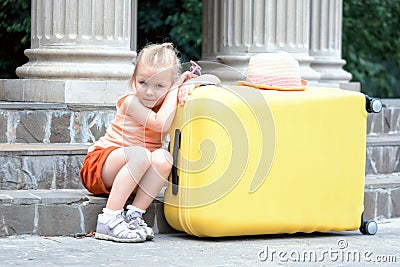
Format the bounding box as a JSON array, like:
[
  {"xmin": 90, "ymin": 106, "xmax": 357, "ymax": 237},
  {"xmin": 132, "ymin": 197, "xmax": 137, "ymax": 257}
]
[
  {"xmin": 126, "ymin": 205, "xmax": 146, "ymax": 215},
  {"xmin": 100, "ymin": 208, "xmax": 123, "ymax": 222}
]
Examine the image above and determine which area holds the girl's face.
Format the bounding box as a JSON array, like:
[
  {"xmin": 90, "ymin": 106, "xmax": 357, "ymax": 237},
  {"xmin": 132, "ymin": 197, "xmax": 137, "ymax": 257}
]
[{"xmin": 134, "ymin": 65, "xmax": 175, "ymax": 108}]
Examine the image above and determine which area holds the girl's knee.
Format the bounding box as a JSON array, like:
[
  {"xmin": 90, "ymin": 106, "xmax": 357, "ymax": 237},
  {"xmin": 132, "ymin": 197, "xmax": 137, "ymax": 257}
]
[
  {"xmin": 151, "ymin": 149, "xmax": 173, "ymax": 172},
  {"xmin": 124, "ymin": 146, "xmax": 151, "ymax": 167}
]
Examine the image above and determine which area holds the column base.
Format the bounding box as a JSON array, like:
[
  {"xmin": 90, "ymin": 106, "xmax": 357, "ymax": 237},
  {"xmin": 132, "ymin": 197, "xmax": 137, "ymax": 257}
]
[
  {"xmin": 340, "ymin": 82, "xmax": 361, "ymax": 92},
  {"xmin": 291, "ymin": 54, "xmax": 321, "ymax": 82},
  {"xmin": 198, "ymin": 55, "xmax": 249, "ymax": 83},
  {"xmin": 201, "ymin": 53, "xmax": 322, "ymax": 84},
  {"xmin": 0, "ymin": 79, "xmax": 131, "ymax": 104},
  {"xmin": 16, "ymin": 48, "xmax": 136, "ymax": 80},
  {"xmin": 311, "ymin": 57, "xmax": 352, "ymax": 83}
]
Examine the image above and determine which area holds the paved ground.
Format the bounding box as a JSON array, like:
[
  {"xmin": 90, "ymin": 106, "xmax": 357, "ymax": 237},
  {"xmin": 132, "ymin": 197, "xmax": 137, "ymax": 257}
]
[{"xmin": 0, "ymin": 218, "xmax": 399, "ymax": 267}]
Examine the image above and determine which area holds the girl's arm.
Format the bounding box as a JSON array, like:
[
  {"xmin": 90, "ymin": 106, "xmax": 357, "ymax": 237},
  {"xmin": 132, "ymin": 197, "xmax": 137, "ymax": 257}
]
[{"xmin": 125, "ymin": 71, "xmax": 195, "ymax": 132}]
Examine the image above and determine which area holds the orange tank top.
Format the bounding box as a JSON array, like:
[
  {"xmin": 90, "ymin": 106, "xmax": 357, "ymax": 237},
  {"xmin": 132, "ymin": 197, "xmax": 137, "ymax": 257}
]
[{"xmin": 88, "ymin": 94, "xmax": 165, "ymax": 152}]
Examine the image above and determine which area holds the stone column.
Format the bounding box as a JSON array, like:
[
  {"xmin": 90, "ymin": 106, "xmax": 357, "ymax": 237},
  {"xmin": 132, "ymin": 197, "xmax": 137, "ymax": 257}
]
[
  {"xmin": 309, "ymin": 0, "xmax": 352, "ymax": 84},
  {"xmin": 1, "ymin": 0, "xmax": 136, "ymax": 103},
  {"xmin": 201, "ymin": 0, "xmax": 320, "ymax": 83}
]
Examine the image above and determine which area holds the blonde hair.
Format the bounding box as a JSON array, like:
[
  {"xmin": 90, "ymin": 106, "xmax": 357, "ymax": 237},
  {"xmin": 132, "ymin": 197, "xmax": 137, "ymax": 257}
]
[{"xmin": 129, "ymin": 43, "xmax": 181, "ymax": 88}]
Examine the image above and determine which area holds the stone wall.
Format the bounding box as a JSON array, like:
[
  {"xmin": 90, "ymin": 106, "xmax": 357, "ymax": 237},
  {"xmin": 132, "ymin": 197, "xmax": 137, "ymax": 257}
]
[{"xmin": 0, "ymin": 189, "xmax": 172, "ymax": 237}]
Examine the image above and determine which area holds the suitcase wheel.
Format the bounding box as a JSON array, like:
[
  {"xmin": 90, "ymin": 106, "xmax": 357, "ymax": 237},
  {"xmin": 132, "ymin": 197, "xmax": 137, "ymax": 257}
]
[
  {"xmin": 365, "ymin": 95, "xmax": 383, "ymax": 113},
  {"xmin": 359, "ymin": 218, "xmax": 378, "ymax": 235}
]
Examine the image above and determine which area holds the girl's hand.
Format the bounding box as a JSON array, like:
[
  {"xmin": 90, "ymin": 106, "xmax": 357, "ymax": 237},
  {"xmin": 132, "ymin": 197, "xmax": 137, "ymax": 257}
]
[
  {"xmin": 178, "ymin": 81, "xmax": 197, "ymax": 105},
  {"xmin": 173, "ymin": 71, "xmax": 197, "ymax": 105},
  {"xmin": 172, "ymin": 71, "xmax": 197, "ymax": 92},
  {"xmin": 178, "ymin": 74, "xmax": 222, "ymax": 105}
]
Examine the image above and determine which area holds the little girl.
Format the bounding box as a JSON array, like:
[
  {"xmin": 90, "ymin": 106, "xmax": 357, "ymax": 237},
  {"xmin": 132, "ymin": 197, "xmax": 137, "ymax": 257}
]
[{"xmin": 80, "ymin": 43, "xmax": 196, "ymax": 242}]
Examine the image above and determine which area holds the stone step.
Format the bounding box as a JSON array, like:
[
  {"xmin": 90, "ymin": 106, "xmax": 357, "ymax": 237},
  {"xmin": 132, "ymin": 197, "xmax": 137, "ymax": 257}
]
[
  {"xmin": 0, "ymin": 188, "xmax": 174, "ymax": 237},
  {"xmin": 0, "ymin": 139, "xmax": 399, "ymax": 189},
  {"xmin": 1, "ymin": 174, "xmax": 399, "ymax": 237},
  {"xmin": 366, "ymin": 135, "xmax": 400, "ymax": 175},
  {"xmin": 0, "ymin": 99, "xmax": 399, "ymax": 144},
  {"xmin": 0, "ymin": 140, "xmax": 396, "ymax": 185},
  {"xmin": 0, "ymin": 100, "xmax": 399, "ymax": 175},
  {"xmin": 367, "ymin": 99, "xmax": 400, "ymax": 135},
  {"xmin": 364, "ymin": 173, "xmax": 400, "ymax": 220},
  {"xmin": 0, "ymin": 143, "xmax": 89, "ymax": 190},
  {"xmin": 0, "ymin": 102, "xmax": 115, "ymax": 144}
]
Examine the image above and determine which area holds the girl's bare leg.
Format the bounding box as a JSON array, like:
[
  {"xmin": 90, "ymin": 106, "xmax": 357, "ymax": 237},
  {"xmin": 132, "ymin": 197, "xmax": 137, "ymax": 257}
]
[
  {"xmin": 101, "ymin": 146, "xmax": 152, "ymax": 211},
  {"xmin": 132, "ymin": 149, "xmax": 173, "ymax": 210}
]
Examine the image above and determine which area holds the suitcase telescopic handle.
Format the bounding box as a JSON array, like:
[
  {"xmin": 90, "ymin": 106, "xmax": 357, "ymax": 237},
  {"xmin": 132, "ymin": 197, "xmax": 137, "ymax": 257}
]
[
  {"xmin": 365, "ymin": 95, "xmax": 382, "ymax": 113},
  {"xmin": 171, "ymin": 129, "xmax": 181, "ymax": 195}
]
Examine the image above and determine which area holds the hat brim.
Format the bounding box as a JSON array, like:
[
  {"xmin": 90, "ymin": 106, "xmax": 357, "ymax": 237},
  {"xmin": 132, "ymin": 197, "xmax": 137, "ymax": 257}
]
[{"xmin": 236, "ymin": 80, "xmax": 308, "ymax": 91}]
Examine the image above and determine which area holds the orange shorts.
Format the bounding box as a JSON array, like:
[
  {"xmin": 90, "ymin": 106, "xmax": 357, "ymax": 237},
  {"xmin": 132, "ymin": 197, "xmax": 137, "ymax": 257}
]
[{"xmin": 80, "ymin": 146, "xmax": 119, "ymax": 195}]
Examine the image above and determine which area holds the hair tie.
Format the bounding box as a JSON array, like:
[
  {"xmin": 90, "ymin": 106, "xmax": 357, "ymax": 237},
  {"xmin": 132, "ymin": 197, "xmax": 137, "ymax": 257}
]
[
  {"xmin": 189, "ymin": 60, "xmax": 202, "ymax": 75},
  {"xmin": 161, "ymin": 43, "xmax": 173, "ymax": 49}
]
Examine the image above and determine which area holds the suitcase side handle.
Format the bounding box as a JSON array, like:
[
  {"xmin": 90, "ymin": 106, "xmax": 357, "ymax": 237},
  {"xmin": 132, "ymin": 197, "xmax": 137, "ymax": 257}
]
[{"xmin": 171, "ymin": 129, "xmax": 181, "ymax": 195}]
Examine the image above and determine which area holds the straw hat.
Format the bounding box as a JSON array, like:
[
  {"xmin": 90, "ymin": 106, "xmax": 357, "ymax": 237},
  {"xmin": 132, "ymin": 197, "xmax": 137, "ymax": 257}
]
[{"xmin": 237, "ymin": 52, "xmax": 308, "ymax": 91}]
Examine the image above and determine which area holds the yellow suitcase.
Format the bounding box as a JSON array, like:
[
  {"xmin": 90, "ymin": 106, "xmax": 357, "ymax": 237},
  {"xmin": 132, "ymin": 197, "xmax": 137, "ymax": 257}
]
[{"xmin": 164, "ymin": 85, "xmax": 379, "ymax": 237}]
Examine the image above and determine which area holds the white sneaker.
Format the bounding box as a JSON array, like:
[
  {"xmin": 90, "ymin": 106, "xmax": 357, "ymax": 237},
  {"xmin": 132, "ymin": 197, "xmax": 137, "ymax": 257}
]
[{"xmin": 95, "ymin": 212, "xmax": 146, "ymax": 243}]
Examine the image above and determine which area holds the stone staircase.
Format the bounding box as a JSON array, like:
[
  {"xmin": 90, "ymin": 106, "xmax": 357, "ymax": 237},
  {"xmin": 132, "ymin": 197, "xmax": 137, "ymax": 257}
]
[
  {"xmin": 364, "ymin": 99, "xmax": 400, "ymax": 219},
  {"xmin": 0, "ymin": 102, "xmax": 176, "ymax": 237},
  {"xmin": 0, "ymin": 99, "xmax": 400, "ymax": 237}
]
